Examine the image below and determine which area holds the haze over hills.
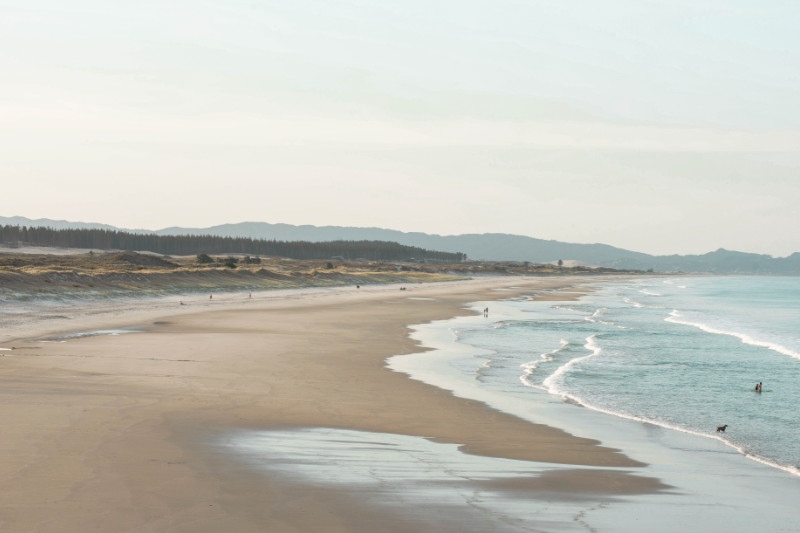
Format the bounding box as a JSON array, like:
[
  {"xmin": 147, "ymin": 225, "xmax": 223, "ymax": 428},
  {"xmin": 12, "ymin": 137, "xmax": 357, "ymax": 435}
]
[
  {"xmin": 2, "ymin": 216, "xmax": 800, "ymax": 275},
  {"xmin": 0, "ymin": 216, "xmax": 119, "ymax": 232}
]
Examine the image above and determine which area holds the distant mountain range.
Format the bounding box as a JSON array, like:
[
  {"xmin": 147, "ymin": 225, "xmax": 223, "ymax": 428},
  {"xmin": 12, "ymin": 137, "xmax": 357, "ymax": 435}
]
[{"xmin": 3, "ymin": 216, "xmax": 799, "ymax": 275}]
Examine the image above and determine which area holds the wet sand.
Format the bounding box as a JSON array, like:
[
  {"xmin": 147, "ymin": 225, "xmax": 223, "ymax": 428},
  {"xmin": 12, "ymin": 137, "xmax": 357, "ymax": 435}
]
[{"xmin": 0, "ymin": 277, "xmax": 666, "ymax": 532}]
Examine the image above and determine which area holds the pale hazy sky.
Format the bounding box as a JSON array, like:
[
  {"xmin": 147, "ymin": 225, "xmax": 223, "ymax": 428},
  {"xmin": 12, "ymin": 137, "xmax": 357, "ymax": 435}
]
[{"xmin": 2, "ymin": 1, "xmax": 799, "ymax": 256}]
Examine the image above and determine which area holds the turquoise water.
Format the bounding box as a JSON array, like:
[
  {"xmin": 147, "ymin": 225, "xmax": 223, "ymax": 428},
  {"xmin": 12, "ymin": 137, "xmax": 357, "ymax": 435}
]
[{"xmin": 451, "ymin": 276, "xmax": 800, "ymax": 476}]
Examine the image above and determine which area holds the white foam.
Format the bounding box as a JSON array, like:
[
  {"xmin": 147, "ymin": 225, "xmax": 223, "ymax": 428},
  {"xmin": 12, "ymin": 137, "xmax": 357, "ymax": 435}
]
[
  {"xmin": 585, "ymin": 308, "xmax": 604, "ymax": 322},
  {"xmin": 622, "ymin": 296, "xmax": 644, "ymax": 308},
  {"xmin": 666, "ymin": 310, "xmax": 800, "ymax": 360},
  {"xmin": 542, "ymin": 335, "xmax": 602, "ymax": 396},
  {"xmin": 519, "ymin": 339, "xmax": 568, "ymax": 389},
  {"xmin": 639, "ymin": 289, "xmax": 662, "ymax": 296},
  {"xmin": 544, "ymin": 386, "xmax": 800, "ymax": 478}
]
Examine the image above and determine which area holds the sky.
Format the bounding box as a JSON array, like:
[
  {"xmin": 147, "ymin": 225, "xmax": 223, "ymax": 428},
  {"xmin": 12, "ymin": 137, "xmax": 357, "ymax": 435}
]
[{"xmin": 2, "ymin": 0, "xmax": 799, "ymax": 257}]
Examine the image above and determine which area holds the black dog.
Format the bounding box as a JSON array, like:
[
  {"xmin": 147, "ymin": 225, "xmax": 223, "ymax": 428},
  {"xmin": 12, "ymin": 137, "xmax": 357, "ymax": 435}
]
[{"xmin": 716, "ymin": 424, "xmax": 728, "ymax": 432}]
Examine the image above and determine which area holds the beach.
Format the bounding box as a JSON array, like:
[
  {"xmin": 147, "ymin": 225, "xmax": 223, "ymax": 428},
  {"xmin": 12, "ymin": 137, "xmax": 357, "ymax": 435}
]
[
  {"xmin": 5, "ymin": 275, "xmax": 800, "ymax": 532},
  {"xmin": 0, "ymin": 276, "xmax": 671, "ymax": 532}
]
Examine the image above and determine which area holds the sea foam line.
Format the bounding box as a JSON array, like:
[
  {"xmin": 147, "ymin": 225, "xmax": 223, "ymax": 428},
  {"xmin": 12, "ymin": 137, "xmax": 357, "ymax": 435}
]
[
  {"xmin": 666, "ymin": 310, "xmax": 800, "ymax": 360},
  {"xmin": 622, "ymin": 296, "xmax": 645, "ymax": 308},
  {"xmin": 639, "ymin": 289, "xmax": 662, "ymax": 296},
  {"xmin": 519, "ymin": 339, "xmax": 569, "ymax": 389},
  {"xmin": 585, "ymin": 308, "xmax": 605, "ymax": 322},
  {"xmin": 540, "ymin": 331, "xmax": 800, "ymax": 478},
  {"xmin": 544, "ymin": 377, "xmax": 800, "ymax": 479},
  {"xmin": 542, "ymin": 335, "xmax": 602, "ymax": 395},
  {"xmin": 584, "ymin": 307, "xmax": 622, "ymax": 328}
]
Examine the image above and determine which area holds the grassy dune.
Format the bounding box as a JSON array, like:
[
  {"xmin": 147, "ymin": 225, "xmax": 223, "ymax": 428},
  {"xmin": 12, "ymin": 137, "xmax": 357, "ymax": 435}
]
[{"xmin": 0, "ymin": 250, "xmax": 635, "ymax": 299}]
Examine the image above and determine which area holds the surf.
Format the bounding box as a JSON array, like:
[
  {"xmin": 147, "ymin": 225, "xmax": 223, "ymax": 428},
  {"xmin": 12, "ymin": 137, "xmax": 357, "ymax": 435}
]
[{"xmin": 666, "ymin": 309, "xmax": 800, "ymax": 361}]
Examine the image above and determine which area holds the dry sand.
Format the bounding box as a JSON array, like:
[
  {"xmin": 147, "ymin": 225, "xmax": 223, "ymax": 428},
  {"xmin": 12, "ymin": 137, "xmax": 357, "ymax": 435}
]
[{"xmin": 0, "ymin": 277, "xmax": 667, "ymax": 532}]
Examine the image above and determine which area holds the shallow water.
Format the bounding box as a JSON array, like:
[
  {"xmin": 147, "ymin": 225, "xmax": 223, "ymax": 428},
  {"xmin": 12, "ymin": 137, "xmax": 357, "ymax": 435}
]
[
  {"xmin": 220, "ymin": 427, "xmax": 661, "ymax": 533},
  {"xmin": 444, "ymin": 276, "xmax": 800, "ymax": 476},
  {"xmin": 381, "ymin": 276, "xmax": 800, "ymax": 530}
]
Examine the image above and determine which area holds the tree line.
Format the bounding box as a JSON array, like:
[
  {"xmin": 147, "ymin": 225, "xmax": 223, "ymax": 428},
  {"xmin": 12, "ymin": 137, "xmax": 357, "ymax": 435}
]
[{"xmin": 0, "ymin": 225, "xmax": 467, "ymax": 262}]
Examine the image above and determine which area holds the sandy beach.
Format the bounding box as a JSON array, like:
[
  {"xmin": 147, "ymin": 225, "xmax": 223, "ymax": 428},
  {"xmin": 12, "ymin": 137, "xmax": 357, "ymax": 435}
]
[{"xmin": 0, "ymin": 277, "xmax": 668, "ymax": 532}]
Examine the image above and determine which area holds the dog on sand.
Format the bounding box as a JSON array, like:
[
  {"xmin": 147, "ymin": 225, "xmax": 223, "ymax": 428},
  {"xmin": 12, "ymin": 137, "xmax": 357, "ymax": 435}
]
[{"xmin": 716, "ymin": 424, "xmax": 728, "ymax": 432}]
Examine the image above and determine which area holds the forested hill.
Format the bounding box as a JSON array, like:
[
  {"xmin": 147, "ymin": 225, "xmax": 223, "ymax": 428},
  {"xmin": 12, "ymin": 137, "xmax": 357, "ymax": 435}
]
[
  {"xmin": 4, "ymin": 217, "xmax": 800, "ymax": 274},
  {"xmin": 0, "ymin": 225, "xmax": 466, "ymax": 263}
]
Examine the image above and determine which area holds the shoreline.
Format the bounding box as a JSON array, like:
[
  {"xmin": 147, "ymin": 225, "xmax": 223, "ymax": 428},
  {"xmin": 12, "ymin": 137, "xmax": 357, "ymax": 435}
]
[
  {"xmin": 394, "ymin": 281, "xmax": 800, "ymax": 531},
  {"xmin": 0, "ymin": 276, "xmax": 666, "ymax": 532}
]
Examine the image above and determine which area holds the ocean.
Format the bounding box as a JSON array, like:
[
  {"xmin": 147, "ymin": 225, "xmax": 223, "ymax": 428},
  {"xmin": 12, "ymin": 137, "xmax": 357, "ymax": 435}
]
[{"xmin": 396, "ymin": 276, "xmax": 800, "ymax": 477}]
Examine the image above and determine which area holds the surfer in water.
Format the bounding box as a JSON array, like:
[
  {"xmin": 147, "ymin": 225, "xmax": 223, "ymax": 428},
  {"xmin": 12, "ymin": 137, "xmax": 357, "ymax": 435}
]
[{"xmin": 755, "ymin": 382, "xmax": 762, "ymax": 393}]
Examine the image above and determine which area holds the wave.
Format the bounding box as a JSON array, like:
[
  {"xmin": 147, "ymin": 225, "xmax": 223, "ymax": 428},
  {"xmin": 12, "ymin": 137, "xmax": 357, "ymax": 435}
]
[
  {"xmin": 666, "ymin": 310, "xmax": 800, "ymax": 360},
  {"xmin": 551, "ymin": 304, "xmax": 581, "ymax": 313},
  {"xmin": 537, "ymin": 330, "xmax": 800, "ymax": 477},
  {"xmin": 621, "ymin": 292, "xmax": 665, "ymax": 311},
  {"xmin": 475, "ymin": 358, "xmax": 493, "ymax": 383},
  {"xmin": 542, "ymin": 379, "xmax": 800, "ymax": 478},
  {"xmin": 584, "ymin": 308, "xmax": 605, "ymax": 322},
  {"xmin": 622, "ymin": 296, "xmax": 645, "ymax": 308},
  {"xmin": 542, "ymin": 335, "xmax": 602, "ymax": 395},
  {"xmin": 519, "ymin": 339, "xmax": 569, "ymax": 389},
  {"xmin": 584, "ymin": 307, "xmax": 622, "ymax": 327},
  {"xmin": 639, "ymin": 289, "xmax": 662, "ymax": 297},
  {"xmin": 36, "ymin": 329, "xmax": 142, "ymax": 342}
]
